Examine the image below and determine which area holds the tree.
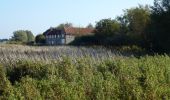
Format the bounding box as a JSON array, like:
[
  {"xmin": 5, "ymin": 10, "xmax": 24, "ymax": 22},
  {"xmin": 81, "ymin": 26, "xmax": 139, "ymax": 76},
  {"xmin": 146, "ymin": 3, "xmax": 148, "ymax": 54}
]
[
  {"xmin": 95, "ymin": 19, "xmax": 121, "ymax": 37},
  {"xmin": 26, "ymin": 31, "xmax": 35, "ymax": 42},
  {"xmin": 147, "ymin": 0, "xmax": 170, "ymax": 52},
  {"xmin": 86, "ymin": 23, "xmax": 94, "ymax": 29},
  {"xmin": 56, "ymin": 23, "xmax": 73, "ymax": 29},
  {"xmin": 116, "ymin": 15, "xmax": 129, "ymax": 35},
  {"xmin": 35, "ymin": 34, "xmax": 46, "ymax": 44},
  {"xmin": 11, "ymin": 30, "xmax": 35, "ymax": 44},
  {"xmin": 12, "ymin": 30, "xmax": 28, "ymax": 42},
  {"xmin": 152, "ymin": 0, "xmax": 170, "ymax": 14},
  {"xmin": 115, "ymin": 5, "xmax": 151, "ymax": 47},
  {"xmin": 124, "ymin": 5, "xmax": 151, "ymax": 39}
]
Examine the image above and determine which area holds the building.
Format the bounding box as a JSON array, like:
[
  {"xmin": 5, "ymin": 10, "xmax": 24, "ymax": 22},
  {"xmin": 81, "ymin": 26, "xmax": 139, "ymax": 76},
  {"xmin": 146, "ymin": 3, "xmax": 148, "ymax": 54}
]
[{"xmin": 43, "ymin": 27, "xmax": 94, "ymax": 45}]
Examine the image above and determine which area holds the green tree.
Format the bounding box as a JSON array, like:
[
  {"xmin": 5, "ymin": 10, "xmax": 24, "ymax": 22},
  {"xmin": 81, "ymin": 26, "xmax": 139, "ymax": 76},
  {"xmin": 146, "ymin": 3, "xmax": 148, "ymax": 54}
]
[
  {"xmin": 124, "ymin": 5, "xmax": 151, "ymax": 39},
  {"xmin": 12, "ymin": 30, "xmax": 28, "ymax": 42},
  {"xmin": 116, "ymin": 15, "xmax": 129, "ymax": 35},
  {"xmin": 35, "ymin": 34, "xmax": 46, "ymax": 44},
  {"xmin": 11, "ymin": 30, "xmax": 35, "ymax": 44},
  {"xmin": 26, "ymin": 31, "xmax": 35, "ymax": 42},
  {"xmin": 115, "ymin": 5, "xmax": 151, "ymax": 47},
  {"xmin": 95, "ymin": 19, "xmax": 121, "ymax": 37},
  {"xmin": 147, "ymin": 0, "xmax": 170, "ymax": 52}
]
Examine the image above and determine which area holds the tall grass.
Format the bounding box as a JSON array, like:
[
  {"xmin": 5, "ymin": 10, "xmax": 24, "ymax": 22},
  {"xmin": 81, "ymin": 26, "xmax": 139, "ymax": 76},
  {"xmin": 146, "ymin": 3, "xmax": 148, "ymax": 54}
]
[
  {"xmin": 0, "ymin": 45, "xmax": 123, "ymax": 65},
  {"xmin": 0, "ymin": 45, "xmax": 169, "ymax": 99}
]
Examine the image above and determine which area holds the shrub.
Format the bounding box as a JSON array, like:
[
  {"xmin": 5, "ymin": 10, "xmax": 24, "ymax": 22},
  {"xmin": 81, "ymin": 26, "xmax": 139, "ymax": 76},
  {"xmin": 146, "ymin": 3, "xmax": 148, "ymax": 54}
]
[{"xmin": 0, "ymin": 55, "xmax": 170, "ymax": 99}]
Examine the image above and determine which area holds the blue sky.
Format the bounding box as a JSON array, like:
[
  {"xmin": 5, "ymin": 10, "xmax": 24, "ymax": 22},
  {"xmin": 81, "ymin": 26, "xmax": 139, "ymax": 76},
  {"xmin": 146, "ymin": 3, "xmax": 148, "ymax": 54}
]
[{"xmin": 0, "ymin": 0, "xmax": 154, "ymax": 39}]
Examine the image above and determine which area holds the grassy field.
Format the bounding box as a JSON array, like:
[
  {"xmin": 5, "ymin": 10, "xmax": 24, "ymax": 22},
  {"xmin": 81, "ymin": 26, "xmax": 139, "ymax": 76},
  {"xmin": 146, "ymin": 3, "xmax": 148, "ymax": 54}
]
[{"xmin": 0, "ymin": 45, "xmax": 170, "ymax": 100}]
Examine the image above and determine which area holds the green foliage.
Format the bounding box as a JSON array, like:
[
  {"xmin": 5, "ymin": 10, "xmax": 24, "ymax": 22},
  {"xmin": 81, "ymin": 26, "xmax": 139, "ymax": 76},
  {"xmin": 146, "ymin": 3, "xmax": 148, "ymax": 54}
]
[
  {"xmin": 0, "ymin": 65, "xmax": 13, "ymax": 99},
  {"xmin": 146, "ymin": 0, "xmax": 170, "ymax": 52},
  {"xmin": 0, "ymin": 65, "xmax": 6, "ymax": 95},
  {"xmin": 77, "ymin": 6, "xmax": 151, "ymax": 47},
  {"xmin": 11, "ymin": 30, "xmax": 35, "ymax": 44},
  {"xmin": 95, "ymin": 18, "xmax": 121, "ymax": 37},
  {"xmin": 0, "ymin": 55, "xmax": 170, "ymax": 99},
  {"xmin": 12, "ymin": 30, "xmax": 28, "ymax": 42},
  {"xmin": 26, "ymin": 31, "xmax": 35, "ymax": 42},
  {"xmin": 116, "ymin": 5, "xmax": 151, "ymax": 47},
  {"xmin": 7, "ymin": 61, "xmax": 49, "ymax": 84},
  {"xmin": 35, "ymin": 34, "xmax": 46, "ymax": 44},
  {"xmin": 70, "ymin": 35, "xmax": 97, "ymax": 45},
  {"xmin": 125, "ymin": 5, "xmax": 151, "ymax": 37}
]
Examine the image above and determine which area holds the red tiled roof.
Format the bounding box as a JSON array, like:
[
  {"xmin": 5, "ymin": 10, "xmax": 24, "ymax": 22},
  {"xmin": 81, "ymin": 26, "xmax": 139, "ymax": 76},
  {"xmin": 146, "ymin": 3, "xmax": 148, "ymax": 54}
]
[
  {"xmin": 64, "ymin": 27, "xmax": 94, "ymax": 36},
  {"xmin": 44, "ymin": 27, "xmax": 94, "ymax": 36}
]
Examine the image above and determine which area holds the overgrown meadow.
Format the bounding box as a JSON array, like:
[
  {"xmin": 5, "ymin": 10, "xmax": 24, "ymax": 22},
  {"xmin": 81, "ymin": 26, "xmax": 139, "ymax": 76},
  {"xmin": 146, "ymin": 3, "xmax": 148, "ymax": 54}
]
[{"xmin": 0, "ymin": 45, "xmax": 170, "ymax": 100}]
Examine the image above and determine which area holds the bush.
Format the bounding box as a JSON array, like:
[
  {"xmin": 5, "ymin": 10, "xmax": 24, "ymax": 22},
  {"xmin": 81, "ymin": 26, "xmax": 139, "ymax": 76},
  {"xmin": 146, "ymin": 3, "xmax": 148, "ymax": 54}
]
[
  {"xmin": 0, "ymin": 56, "xmax": 170, "ymax": 99},
  {"xmin": 70, "ymin": 35, "xmax": 97, "ymax": 45},
  {"xmin": 7, "ymin": 61, "xmax": 52, "ymax": 84}
]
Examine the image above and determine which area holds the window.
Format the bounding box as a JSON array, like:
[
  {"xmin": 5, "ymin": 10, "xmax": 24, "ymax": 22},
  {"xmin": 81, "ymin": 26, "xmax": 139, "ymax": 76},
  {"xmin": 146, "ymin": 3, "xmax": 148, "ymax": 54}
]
[
  {"xmin": 61, "ymin": 39, "xmax": 65, "ymax": 44},
  {"xmin": 51, "ymin": 41, "xmax": 54, "ymax": 45},
  {"xmin": 62, "ymin": 34, "xmax": 64, "ymax": 38}
]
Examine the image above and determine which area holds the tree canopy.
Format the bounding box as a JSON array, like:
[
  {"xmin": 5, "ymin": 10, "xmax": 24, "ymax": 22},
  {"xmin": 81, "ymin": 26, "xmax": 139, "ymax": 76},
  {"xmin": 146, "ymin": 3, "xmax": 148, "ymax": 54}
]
[
  {"xmin": 147, "ymin": 0, "xmax": 170, "ymax": 52},
  {"xmin": 26, "ymin": 31, "xmax": 35, "ymax": 42},
  {"xmin": 35, "ymin": 34, "xmax": 46, "ymax": 44},
  {"xmin": 124, "ymin": 5, "xmax": 151, "ymax": 38},
  {"xmin": 11, "ymin": 30, "xmax": 35, "ymax": 43},
  {"xmin": 95, "ymin": 19, "xmax": 121, "ymax": 37},
  {"xmin": 12, "ymin": 30, "xmax": 28, "ymax": 42}
]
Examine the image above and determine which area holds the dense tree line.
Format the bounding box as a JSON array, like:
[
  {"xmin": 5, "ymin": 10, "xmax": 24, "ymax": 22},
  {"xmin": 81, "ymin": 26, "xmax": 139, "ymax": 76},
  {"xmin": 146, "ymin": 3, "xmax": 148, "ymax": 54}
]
[
  {"xmin": 147, "ymin": 0, "xmax": 170, "ymax": 52},
  {"xmin": 9, "ymin": 30, "xmax": 45, "ymax": 45},
  {"xmin": 73, "ymin": 0, "xmax": 170, "ymax": 53},
  {"xmin": 73, "ymin": 5, "xmax": 151, "ymax": 46}
]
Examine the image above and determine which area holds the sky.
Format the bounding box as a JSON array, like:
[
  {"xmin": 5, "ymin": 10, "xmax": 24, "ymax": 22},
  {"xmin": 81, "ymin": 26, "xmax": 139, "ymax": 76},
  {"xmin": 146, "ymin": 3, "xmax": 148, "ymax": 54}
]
[{"xmin": 0, "ymin": 0, "xmax": 154, "ymax": 39}]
